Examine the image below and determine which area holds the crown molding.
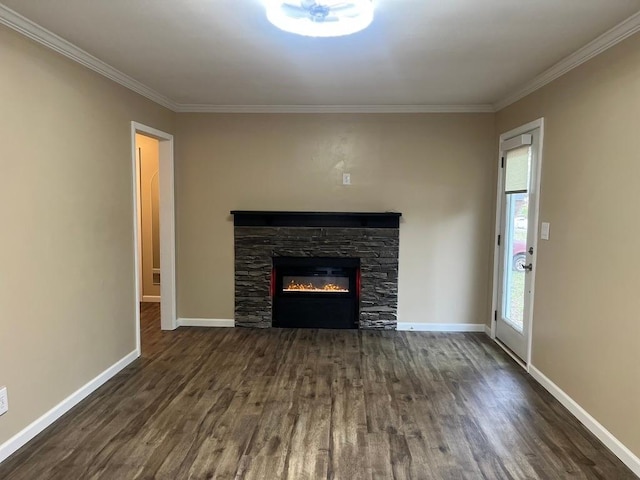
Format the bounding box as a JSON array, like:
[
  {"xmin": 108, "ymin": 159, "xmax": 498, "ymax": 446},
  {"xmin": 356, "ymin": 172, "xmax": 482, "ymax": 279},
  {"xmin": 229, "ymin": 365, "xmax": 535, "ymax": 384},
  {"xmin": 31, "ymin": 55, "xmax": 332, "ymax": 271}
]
[
  {"xmin": 0, "ymin": 4, "xmax": 178, "ymax": 111},
  {"xmin": 3, "ymin": 2, "xmax": 639, "ymax": 116},
  {"xmin": 494, "ymin": 10, "xmax": 640, "ymax": 111},
  {"xmin": 173, "ymin": 104, "xmax": 495, "ymax": 114},
  {"xmin": 0, "ymin": 2, "xmax": 492, "ymax": 115}
]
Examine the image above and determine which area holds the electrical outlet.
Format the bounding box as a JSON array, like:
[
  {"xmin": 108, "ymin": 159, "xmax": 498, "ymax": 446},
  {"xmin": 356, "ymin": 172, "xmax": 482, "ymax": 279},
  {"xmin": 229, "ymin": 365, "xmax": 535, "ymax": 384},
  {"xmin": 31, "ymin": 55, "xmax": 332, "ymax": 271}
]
[
  {"xmin": 342, "ymin": 173, "xmax": 351, "ymax": 185},
  {"xmin": 0, "ymin": 386, "xmax": 8, "ymax": 416}
]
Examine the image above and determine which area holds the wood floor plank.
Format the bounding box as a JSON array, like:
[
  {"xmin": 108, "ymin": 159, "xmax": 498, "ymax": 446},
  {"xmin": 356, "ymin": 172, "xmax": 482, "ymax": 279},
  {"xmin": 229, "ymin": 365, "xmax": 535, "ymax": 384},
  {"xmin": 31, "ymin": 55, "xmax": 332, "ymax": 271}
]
[{"xmin": 0, "ymin": 303, "xmax": 636, "ymax": 479}]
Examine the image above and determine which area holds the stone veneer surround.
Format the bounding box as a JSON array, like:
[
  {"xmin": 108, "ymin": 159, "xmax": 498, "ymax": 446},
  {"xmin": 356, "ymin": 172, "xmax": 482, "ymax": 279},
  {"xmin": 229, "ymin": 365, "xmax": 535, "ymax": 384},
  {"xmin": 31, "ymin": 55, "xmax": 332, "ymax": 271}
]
[{"xmin": 234, "ymin": 225, "xmax": 399, "ymax": 329}]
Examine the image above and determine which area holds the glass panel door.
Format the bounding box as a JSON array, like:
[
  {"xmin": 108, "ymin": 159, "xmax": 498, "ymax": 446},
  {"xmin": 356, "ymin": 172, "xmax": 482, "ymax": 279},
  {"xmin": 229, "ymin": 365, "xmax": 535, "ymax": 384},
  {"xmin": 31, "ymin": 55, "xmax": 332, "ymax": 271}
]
[{"xmin": 496, "ymin": 128, "xmax": 541, "ymax": 362}]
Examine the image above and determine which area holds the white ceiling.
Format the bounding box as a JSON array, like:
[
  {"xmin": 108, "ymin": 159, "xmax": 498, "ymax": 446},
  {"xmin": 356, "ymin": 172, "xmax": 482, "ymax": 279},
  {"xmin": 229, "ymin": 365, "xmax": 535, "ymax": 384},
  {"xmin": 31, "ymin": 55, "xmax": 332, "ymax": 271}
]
[{"xmin": 2, "ymin": 0, "xmax": 640, "ymax": 108}]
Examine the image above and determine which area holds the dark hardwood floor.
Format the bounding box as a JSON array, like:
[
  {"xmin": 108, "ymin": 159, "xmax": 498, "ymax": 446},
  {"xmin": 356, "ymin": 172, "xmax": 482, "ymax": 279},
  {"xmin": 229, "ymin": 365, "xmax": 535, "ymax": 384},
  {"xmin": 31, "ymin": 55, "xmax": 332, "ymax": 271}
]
[{"xmin": 0, "ymin": 303, "xmax": 635, "ymax": 479}]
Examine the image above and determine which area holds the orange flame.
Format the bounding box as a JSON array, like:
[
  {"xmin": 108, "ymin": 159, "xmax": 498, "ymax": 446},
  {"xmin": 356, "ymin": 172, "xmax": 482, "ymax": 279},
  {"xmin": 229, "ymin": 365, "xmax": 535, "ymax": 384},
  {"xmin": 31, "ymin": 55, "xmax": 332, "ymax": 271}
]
[{"xmin": 284, "ymin": 280, "xmax": 348, "ymax": 293}]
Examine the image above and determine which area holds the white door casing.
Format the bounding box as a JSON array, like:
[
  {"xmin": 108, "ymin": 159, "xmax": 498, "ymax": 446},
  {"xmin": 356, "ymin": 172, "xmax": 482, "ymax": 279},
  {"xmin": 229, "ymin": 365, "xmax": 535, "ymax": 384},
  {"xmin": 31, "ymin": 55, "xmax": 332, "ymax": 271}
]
[
  {"xmin": 131, "ymin": 122, "xmax": 177, "ymax": 356},
  {"xmin": 491, "ymin": 118, "xmax": 544, "ymax": 367}
]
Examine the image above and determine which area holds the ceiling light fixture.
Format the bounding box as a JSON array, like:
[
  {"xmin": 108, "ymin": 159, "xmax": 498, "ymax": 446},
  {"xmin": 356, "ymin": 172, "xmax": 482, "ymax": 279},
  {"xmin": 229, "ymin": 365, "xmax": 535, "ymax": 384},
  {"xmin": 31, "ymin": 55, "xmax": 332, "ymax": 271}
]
[{"xmin": 265, "ymin": 1, "xmax": 374, "ymax": 38}]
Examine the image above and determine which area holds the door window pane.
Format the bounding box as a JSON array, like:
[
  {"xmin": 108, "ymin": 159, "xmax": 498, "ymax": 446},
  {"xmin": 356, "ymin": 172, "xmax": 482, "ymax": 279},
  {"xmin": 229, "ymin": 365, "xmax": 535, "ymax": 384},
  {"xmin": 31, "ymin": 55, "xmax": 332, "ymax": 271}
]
[{"xmin": 503, "ymin": 192, "xmax": 528, "ymax": 332}]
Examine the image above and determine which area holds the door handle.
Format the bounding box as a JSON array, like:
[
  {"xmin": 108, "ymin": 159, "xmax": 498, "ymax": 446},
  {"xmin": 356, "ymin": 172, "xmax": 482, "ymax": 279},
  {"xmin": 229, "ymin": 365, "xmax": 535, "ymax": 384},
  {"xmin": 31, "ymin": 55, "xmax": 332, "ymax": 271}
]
[{"xmin": 523, "ymin": 263, "xmax": 533, "ymax": 272}]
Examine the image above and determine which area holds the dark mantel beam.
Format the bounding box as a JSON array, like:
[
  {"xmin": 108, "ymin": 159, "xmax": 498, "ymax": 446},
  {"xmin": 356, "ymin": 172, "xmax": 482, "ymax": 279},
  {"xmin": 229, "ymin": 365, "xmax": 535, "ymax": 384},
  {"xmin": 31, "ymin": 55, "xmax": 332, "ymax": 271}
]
[{"xmin": 230, "ymin": 211, "xmax": 402, "ymax": 229}]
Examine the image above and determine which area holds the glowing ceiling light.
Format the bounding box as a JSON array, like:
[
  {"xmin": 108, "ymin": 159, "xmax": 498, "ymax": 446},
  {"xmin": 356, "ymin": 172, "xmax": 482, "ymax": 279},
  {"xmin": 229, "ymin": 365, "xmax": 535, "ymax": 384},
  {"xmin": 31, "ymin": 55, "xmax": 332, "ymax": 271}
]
[{"xmin": 265, "ymin": 1, "xmax": 374, "ymax": 38}]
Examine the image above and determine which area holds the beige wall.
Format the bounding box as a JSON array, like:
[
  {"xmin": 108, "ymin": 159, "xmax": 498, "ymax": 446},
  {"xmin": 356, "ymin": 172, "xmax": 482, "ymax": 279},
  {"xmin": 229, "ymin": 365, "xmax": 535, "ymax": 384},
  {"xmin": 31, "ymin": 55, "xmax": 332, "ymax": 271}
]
[
  {"xmin": 496, "ymin": 32, "xmax": 640, "ymax": 457},
  {"xmin": 136, "ymin": 133, "xmax": 161, "ymax": 298},
  {"xmin": 175, "ymin": 113, "xmax": 496, "ymax": 325},
  {"xmin": 2, "ymin": 5, "xmax": 637, "ymax": 467},
  {"xmin": 0, "ymin": 25, "xmax": 173, "ymax": 446}
]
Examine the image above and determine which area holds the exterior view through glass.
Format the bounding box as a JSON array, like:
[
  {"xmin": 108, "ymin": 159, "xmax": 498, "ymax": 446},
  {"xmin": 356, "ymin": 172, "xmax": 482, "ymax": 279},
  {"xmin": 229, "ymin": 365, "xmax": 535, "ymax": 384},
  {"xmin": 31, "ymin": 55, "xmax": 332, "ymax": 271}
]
[{"xmin": 502, "ymin": 145, "xmax": 531, "ymax": 333}]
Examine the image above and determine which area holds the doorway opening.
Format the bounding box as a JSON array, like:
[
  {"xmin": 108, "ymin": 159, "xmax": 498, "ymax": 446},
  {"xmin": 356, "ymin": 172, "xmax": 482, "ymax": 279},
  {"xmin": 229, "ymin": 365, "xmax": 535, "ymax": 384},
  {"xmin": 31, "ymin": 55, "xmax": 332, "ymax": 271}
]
[
  {"xmin": 491, "ymin": 118, "xmax": 544, "ymax": 367},
  {"xmin": 136, "ymin": 133, "xmax": 161, "ymax": 304},
  {"xmin": 131, "ymin": 122, "xmax": 176, "ymax": 356}
]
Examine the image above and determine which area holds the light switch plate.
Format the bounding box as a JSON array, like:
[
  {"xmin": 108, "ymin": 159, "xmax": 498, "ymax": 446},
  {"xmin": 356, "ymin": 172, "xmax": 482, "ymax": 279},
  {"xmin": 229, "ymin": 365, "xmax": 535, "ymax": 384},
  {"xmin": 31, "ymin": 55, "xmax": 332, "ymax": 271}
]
[
  {"xmin": 541, "ymin": 222, "xmax": 550, "ymax": 240},
  {"xmin": 342, "ymin": 173, "xmax": 351, "ymax": 185},
  {"xmin": 0, "ymin": 386, "xmax": 8, "ymax": 415}
]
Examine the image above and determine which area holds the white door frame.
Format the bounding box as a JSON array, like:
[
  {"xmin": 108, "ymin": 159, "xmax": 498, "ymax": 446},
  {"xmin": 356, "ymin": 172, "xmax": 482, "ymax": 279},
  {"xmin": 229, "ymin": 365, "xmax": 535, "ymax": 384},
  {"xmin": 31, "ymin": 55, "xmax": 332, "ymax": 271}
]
[
  {"xmin": 131, "ymin": 122, "xmax": 177, "ymax": 355},
  {"xmin": 490, "ymin": 118, "xmax": 544, "ymax": 370}
]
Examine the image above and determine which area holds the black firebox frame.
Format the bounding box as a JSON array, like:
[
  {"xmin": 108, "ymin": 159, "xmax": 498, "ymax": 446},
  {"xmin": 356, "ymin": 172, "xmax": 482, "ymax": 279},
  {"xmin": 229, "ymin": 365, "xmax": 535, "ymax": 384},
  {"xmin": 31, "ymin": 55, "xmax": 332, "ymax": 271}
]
[{"xmin": 272, "ymin": 257, "xmax": 360, "ymax": 329}]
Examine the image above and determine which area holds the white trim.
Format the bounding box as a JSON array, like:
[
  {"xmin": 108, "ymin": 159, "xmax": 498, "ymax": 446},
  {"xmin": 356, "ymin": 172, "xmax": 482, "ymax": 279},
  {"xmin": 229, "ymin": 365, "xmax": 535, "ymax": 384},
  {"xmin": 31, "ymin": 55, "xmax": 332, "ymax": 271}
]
[
  {"xmin": 529, "ymin": 366, "xmax": 640, "ymax": 477},
  {"xmin": 499, "ymin": 119, "xmax": 545, "ymax": 145},
  {"xmin": 484, "ymin": 324, "xmax": 491, "ymax": 336},
  {"xmin": 494, "ymin": 11, "xmax": 640, "ymax": 111},
  {"xmin": 0, "ymin": 350, "xmax": 138, "ymax": 464},
  {"xmin": 526, "ymin": 120, "xmax": 544, "ymax": 367},
  {"xmin": 397, "ymin": 323, "xmax": 486, "ymax": 332},
  {"xmin": 500, "ymin": 134, "xmax": 532, "ymax": 151},
  {"xmin": 173, "ymin": 104, "xmax": 495, "ymax": 114},
  {"xmin": 131, "ymin": 122, "xmax": 177, "ymax": 340},
  {"xmin": 141, "ymin": 295, "xmax": 161, "ymax": 303},
  {"xmin": 131, "ymin": 129, "xmax": 142, "ymax": 354},
  {"xmin": 0, "ymin": 3, "xmax": 492, "ymax": 115},
  {"xmin": 158, "ymin": 133, "xmax": 177, "ymax": 332},
  {"xmin": 489, "ymin": 150, "xmax": 502, "ymax": 341},
  {"xmin": 177, "ymin": 318, "xmax": 235, "ymax": 328},
  {"xmin": 0, "ymin": 5, "xmax": 177, "ymax": 111},
  {"xmin": 491, "ymin": 118, "xmax": 544, "ymax": 366},
  {"xmin": 3, "ymin": 3, "xmax": 640, "ymax": 116}
]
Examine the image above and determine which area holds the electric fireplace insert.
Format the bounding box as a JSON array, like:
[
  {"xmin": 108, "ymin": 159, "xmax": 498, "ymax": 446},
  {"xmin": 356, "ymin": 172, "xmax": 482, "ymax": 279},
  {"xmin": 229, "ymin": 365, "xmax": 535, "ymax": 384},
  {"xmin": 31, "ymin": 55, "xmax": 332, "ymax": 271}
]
[{"xmin": 272, "ymin": 256, "xmax": 360, "ymax": 329}]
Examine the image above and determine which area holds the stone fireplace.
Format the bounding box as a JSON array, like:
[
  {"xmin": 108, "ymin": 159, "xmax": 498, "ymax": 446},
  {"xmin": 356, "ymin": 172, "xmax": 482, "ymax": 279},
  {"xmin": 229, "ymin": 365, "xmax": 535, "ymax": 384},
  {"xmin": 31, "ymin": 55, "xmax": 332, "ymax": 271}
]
[{"xmin": 232, "ymin": 211, "xmax": 401, "ymax": 330}]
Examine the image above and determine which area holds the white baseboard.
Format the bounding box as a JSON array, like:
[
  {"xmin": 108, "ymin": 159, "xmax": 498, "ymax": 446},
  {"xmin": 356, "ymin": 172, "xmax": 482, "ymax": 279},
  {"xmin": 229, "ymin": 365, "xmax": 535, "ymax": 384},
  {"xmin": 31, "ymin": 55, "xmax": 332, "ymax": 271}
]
[
  {"xmin": 529, "ymin": 366, "xmax": 640, "ymax": 477},
  {"xmin": 397, "ymin": 322, "xmax": 486, "ymax": 332},
  {"xmin": 177, "ymin": 318, "xmax": 235, "ymax": 328},
  {"xmin": 141, "ymin": 295, "xmax": 161, "ymax": 303},
  {"xmin": 0, "ymin": 349, "xmax": 139, "ymax": 464},
  {"xmin": 484, "ymin": 324, "xmax": 492, "ymax": 336}
]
